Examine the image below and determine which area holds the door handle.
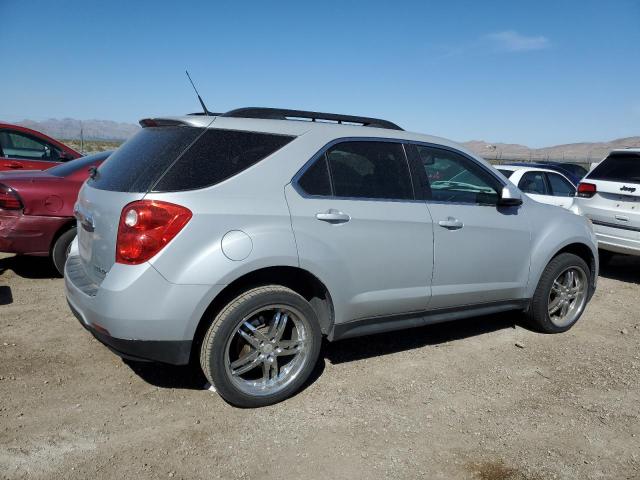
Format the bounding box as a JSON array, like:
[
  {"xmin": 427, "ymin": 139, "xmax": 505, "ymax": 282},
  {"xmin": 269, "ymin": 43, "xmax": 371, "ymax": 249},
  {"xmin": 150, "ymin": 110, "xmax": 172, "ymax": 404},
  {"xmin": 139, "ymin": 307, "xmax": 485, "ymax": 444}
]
[
  {"xmin": 438, "ymin": 217, "xmax": 464, "ymax": 230},
  {"xmin": 315, "ymin": 209, "xmax": 351, "ymax": 224},
  {"xmin": 7, "ymin": 162, "xmax": 23, "ymax": 169}
]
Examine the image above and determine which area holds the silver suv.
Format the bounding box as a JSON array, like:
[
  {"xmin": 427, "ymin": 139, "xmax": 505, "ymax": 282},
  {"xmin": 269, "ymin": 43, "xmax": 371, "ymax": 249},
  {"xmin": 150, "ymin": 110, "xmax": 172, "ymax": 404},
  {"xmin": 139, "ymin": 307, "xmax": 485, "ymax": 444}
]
[
  {"xmin": 65, "ymin": 108, "xmax": 598, "ymax": 407},
  {"xmin": 573, "ymin": 148, "xmax": 640, "ymax": 261}
]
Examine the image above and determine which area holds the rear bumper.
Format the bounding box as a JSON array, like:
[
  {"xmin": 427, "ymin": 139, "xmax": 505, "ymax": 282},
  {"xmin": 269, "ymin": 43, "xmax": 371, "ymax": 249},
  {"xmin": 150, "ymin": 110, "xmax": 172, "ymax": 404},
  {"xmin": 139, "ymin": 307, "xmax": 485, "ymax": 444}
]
[
  {"xmin": 592, "ymin": 221, "xmax": 640, "ymax": 256},
  {"xmin": 65, "ymin": 254, "xmax": 223, "ymax": 365},
  {"xmin": 68, "ymin": 299, "xmax": 192, "ymax": 364},
  {"xmin": 0, "ymin": 212, "xmax": 68, "ymax": 255}
]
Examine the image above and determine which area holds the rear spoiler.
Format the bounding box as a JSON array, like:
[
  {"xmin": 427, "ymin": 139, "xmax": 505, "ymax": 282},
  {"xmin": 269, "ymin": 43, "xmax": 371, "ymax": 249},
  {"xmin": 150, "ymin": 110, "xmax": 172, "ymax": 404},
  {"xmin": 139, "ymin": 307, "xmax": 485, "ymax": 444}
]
[{"xmin": 139, "ymin": 118, "xmax": 193, "ymax": 128}]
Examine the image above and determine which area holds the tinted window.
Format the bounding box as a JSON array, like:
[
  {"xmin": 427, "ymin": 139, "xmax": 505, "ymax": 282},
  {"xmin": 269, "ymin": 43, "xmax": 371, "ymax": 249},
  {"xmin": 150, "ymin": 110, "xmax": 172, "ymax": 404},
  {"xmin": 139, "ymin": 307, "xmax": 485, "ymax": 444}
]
[
  {"xmin": 154, "ymin": 129, "xmax": 294, "ymax": 191},
  {"xmin": 416, "ymin": 146, "xmax": 500, "ymax": 205},
  {"xmin": 518, "ymin": 171, "xmax": 548, "ymax": 195},
  {"xmin": 48, "ymin": 151, "xmax": 111, "ymax": 177},
  {"xmin": 89, "ymin": 126, "xmax": 294, "ymax": 192},
  {"xmin": 0, "ymin": 130, "xmax": 61, "ymax": 161},
  {"xmin": 547, "ymin": 172, "xmax": 575, "ymax": 197},
  {"xmin": 90, "ymin": 126, "xmax": 204, "ymax": 192},
  {"xmin": 325, "ymin": 142, "xmax": 413, "ymax": 200},
  {"xmin": 560, "ymin": 163, "xmax": 588, "ymax": 178},
  {"xmin": 497, "ymin": 169, "xmax": 514, "ymax": 178},
  {"xmin": 587, "ymin": 153, "xmax": 640, "ymax": 183},
  {"xmin": 298, "ymin": 154, "xmax": 331, "ymax": 196}
]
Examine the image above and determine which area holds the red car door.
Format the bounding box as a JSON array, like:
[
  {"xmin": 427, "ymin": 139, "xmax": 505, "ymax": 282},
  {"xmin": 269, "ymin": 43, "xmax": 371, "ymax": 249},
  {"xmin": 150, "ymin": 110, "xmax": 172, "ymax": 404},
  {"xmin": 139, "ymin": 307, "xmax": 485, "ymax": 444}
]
[{"xmin": 0, "ymin": 126, "xmax": 80, "ymax": 171}]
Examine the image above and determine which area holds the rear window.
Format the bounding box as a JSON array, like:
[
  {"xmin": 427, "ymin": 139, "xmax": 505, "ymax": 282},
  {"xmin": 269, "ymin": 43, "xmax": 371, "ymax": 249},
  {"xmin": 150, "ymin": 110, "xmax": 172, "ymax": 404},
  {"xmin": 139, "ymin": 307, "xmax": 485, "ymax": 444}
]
[
  {"xmin": 587, "ymin": 153, "xmax": 640, "ymax": 184},
  {"xmin": 89, "ymin": 126, "xmax": 294, "ymax": 192},
  {"xmin": 497, "ymin": 169, "xmax": 514, "ymax": 178},
  {"xmin": 89, "ymin": 126, "xmax": 203, "ymax": 192},
  {"xmin": 48, "ymin": 151, "xmax": 111, "ymax": 177},
  {"xmin": 561, "ymin": 164, "xmax": 588, "ymax": 178}
]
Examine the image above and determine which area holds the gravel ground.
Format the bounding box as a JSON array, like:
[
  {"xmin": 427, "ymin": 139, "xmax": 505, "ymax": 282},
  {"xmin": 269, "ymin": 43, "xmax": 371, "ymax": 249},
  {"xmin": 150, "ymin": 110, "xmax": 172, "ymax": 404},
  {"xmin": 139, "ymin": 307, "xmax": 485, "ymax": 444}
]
[{"xmin": 0, "ymin": 252, "xmax": 639, "ymax": 480}]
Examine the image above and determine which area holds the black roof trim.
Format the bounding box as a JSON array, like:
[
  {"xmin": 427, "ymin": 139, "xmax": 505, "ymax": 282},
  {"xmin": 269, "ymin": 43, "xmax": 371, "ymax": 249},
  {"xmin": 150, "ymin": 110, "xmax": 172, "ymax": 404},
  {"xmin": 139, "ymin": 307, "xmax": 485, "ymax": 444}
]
[{"xmin": 220, "ymin": 107, "xmax": 403, "ymax": 131}]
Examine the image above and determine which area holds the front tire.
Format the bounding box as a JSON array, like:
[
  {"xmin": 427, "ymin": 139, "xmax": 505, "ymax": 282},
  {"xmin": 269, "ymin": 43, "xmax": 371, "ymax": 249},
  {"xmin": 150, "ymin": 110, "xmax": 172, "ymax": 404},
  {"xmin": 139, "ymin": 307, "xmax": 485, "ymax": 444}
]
[
  {"xmin": 526, "ymin": 253, "xmax": 590, "ymax": 333},
  {"xmin": 52, "ymin": 227, "xmax": 76, "ymax": 277},
  {"xmin": 200, "ymin": 286, "xmax": 322, "ymax": 408}
]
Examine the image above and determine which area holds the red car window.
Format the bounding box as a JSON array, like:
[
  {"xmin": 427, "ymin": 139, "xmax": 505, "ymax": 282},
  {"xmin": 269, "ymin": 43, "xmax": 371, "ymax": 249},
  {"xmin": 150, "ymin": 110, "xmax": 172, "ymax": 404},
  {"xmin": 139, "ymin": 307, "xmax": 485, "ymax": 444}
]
[{"xmin": 0, "ymin": 130, "xmax": 63, "ymax": 162}]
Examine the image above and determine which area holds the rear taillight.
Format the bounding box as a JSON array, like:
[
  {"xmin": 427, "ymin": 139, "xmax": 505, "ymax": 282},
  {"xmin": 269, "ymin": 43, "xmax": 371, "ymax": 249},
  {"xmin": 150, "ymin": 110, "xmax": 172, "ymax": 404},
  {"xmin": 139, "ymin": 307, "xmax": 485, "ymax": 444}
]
[
  {"xmin": 577, "ymin": 182, "xmax": 597, "ymax": 198},
  {"xmin": 0, "ymin": 184, "xmax": 23, "ymax": 210},
  {"xmin": 116, "ymin": 200, "xmax": 192, "ymax": 265}
]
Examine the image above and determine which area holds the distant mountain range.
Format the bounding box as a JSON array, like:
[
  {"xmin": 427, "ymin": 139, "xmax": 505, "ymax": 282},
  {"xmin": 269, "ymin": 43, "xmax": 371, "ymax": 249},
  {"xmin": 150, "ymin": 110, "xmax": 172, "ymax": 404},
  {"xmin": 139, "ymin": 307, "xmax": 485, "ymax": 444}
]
[
  {"xmin": 7, "ymin": 118, "xmax": 639, "ymax": 162},
  {"xmin": 14, "ymin": 118, "xmax": 140, "ymax": 141},
  {"xmin": 462, "ymin": 137, "xmax": 640, "ymax": 162}
]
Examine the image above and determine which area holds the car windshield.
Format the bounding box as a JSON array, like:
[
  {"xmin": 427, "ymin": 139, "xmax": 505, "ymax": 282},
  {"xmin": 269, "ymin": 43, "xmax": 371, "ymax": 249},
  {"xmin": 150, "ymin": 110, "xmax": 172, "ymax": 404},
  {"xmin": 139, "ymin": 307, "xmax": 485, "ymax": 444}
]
[
  {"xmin": 587, "ymin": 153, "xmax": 640, "ymax": 183},
  {"xmin": 47, "ymin": 151, "xmax": 111, "ymax": 177}
]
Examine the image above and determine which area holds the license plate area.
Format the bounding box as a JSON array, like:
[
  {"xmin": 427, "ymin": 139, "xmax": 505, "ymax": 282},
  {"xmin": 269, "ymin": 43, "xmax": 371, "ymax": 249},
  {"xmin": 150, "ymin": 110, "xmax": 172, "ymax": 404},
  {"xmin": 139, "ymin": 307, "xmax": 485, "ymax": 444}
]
[{"xmin": 78, "ymin": 224, "xmax": 93, "ymax": 263}]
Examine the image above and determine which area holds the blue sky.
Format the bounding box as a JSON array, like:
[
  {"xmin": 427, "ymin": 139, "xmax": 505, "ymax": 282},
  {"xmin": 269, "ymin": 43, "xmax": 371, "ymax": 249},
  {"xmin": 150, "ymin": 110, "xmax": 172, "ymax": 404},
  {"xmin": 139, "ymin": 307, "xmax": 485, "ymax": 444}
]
[{"xmin": 1, "ymin": 0, "xmax": 639, "ymax": 147}]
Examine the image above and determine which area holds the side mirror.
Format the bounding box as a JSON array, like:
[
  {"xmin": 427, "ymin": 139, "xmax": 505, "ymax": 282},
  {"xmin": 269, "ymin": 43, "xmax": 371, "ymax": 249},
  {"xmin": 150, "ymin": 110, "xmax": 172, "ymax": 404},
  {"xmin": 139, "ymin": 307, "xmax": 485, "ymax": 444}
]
[{"xmin": 498, "ymin": 185, "xmax": 523, "ymax": 207}]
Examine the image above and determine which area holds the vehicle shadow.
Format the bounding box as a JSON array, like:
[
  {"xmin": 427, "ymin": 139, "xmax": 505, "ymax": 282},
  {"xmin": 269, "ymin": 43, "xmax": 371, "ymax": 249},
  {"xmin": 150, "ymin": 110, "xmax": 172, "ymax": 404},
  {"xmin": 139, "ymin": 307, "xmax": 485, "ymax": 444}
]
[
  {"xmin": 125, "ymin": 312, "xmax": 519, "ymax": 393},
  {"xmin": 124, "ymin": 360, "xmax": 209, "ymax": 390},
  {"xmin": 323, "ymin": 312, "xmax": 519, "ymax": 365},
  {"xmin": 124, "ymin": 354, "xmax": 327, "ymax": 395},
  {"xmin": 599, "ymin": 254, "xmax": 640, "ymax": 284},
  {"xmin": 0, "ymin": 255, "xmax": 59, "ymax": 279},
  {"xmin": 0, "ymin": 285, "xmax": 13, "ymax": 305}
]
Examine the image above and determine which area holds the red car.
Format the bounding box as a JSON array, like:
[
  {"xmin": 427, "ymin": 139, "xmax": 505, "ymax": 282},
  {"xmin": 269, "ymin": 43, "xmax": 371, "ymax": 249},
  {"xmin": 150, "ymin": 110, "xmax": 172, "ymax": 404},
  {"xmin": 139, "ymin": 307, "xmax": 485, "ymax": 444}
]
[
  {"xmin": 0, "ymin": 123, "xmax": 82, "ymax": 171},
  {"xmin": 0, "ymin": 151, "xmax": 111, "ymax": 275}
]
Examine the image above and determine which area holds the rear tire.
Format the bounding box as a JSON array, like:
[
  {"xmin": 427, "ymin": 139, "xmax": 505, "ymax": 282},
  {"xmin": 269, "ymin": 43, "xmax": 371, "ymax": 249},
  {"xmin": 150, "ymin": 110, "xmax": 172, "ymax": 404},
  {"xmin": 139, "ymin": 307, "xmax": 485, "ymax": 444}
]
[
  {"xmin": 52, "ymin": 227, "xmax": 76, "ymax": 277},
  {"xmin": 200, "ymin": 286, "xmax": 322, "ymax": 408},
  {"xmin": 526, "ymin": 253, "xmax": 590, "ymax": 333}
]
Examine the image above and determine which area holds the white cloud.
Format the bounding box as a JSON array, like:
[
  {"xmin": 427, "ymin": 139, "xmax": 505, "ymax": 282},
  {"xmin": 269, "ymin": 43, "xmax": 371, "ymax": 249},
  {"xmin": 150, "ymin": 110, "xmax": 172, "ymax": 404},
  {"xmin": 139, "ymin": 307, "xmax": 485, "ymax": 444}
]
[{"xmin": 486, "ymin": 30, "xmax": 551, "ymax": 52}]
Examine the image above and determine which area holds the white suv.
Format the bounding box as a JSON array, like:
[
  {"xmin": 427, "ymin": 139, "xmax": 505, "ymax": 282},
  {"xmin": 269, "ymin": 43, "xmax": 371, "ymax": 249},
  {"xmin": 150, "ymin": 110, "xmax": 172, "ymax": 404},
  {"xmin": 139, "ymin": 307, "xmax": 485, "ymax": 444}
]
[{"xmin": 574, "ymin": 148, "xmax": 640, "ymax": 258}]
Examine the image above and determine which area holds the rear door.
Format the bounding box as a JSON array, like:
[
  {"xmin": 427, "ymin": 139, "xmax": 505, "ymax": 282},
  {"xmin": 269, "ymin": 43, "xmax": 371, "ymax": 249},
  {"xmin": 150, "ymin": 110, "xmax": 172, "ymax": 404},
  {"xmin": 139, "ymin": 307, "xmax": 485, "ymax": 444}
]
[
  {"xmin": 410, "ymin": 144, "xmax": 531, "ymax": 309},
  {"xmin": 580, "ymin": 152, "xmax": 640, "ymax": 235},
  {"xmin": 517, "ymin": 170, "xmax": 553, "ymax": 205},
  {"xmin": 0, "ymin": 129, "xmax": 65, "ymax": 170},
  {"xmin": 285, "ymin": 140, "xmax": 434, "ymax": 323},
  {"xmin": 545, "ymin": 172, "xmax": 576, "ymax": 209}
]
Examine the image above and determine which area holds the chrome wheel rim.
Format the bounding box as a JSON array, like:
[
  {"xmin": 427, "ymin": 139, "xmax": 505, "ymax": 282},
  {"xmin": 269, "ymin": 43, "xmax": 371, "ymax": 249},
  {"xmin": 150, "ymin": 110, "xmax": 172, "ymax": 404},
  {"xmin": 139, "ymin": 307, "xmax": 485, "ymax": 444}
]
[
  {"xmin": 224, "ymin": 305, "xmax": 310, "ymax": 397},
  {"xmin": 548, "ymin": 266, "xmax": 588, "ymax": 327}
]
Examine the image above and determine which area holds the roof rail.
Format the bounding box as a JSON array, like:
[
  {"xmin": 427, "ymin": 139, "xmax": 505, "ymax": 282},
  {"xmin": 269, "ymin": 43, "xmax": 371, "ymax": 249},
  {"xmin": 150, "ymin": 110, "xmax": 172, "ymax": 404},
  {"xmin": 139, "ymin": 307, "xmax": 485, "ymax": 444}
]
[{"xmin": 221, "ymin": 107, "xmax": 403, "ymax": 131}]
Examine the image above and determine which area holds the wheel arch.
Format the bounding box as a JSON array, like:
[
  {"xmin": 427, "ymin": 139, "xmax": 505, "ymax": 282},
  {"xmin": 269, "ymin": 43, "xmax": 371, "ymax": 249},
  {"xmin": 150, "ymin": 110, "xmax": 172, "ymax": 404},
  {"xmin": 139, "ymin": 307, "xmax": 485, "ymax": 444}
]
[
  {"xmin": 49, "ymin": 219, "xmax": 76, "ymax": 256},
  {"xmin": 529, "ymin": 240, "xmax": 597, "ymax": 301},
  {"xmin": 190, "ymin": 265, "xmax": 334, "ymax": 363}
]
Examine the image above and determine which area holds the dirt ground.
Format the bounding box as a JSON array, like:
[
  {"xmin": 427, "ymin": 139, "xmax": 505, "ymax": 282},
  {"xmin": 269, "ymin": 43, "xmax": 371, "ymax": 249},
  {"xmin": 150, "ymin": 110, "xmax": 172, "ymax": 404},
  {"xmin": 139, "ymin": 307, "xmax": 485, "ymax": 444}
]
[{"xmin": 0, "ymin": 252, "xmax": 639, "ymax": 480}]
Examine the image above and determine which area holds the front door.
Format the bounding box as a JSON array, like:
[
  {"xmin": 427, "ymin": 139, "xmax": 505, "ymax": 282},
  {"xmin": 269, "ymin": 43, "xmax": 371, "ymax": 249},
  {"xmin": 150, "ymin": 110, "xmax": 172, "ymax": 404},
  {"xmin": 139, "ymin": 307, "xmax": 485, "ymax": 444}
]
[
  {"xmin": 410, "ymin": 144, "xmax": 532, "ymax": 309},
  {"xmin": 285, "ymin": 140, "xmax": 434, "ymax": 324},
  {"xmin": 0, "ymin": 129, "xmax": 64, "ymax": 171}
]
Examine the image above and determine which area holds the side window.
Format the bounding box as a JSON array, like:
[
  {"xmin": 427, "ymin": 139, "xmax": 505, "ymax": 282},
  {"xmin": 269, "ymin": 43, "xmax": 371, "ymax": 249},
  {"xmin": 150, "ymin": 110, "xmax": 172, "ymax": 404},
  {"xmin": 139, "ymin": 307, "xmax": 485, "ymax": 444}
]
[
  {"xmin": 298, "ymin": 153, "xmax": 332, "ymax": 196},
  {"xmin": 518, "ymin": 171, "xmax": 548, "ymax": 195},
  {"xmin": 325, "ymin": 141, "xmax": 413, "ymax": 200},
  {"xmin": 0, "ymin": 130, "xmax": 61, "ymax": 161},
  {"xmin": 415, "ymin": 145, "xmax": 501, "ymax": 205},
  {"xmin": 546, "ymin": 173, "xmax": 576, "ymax": 197}
]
